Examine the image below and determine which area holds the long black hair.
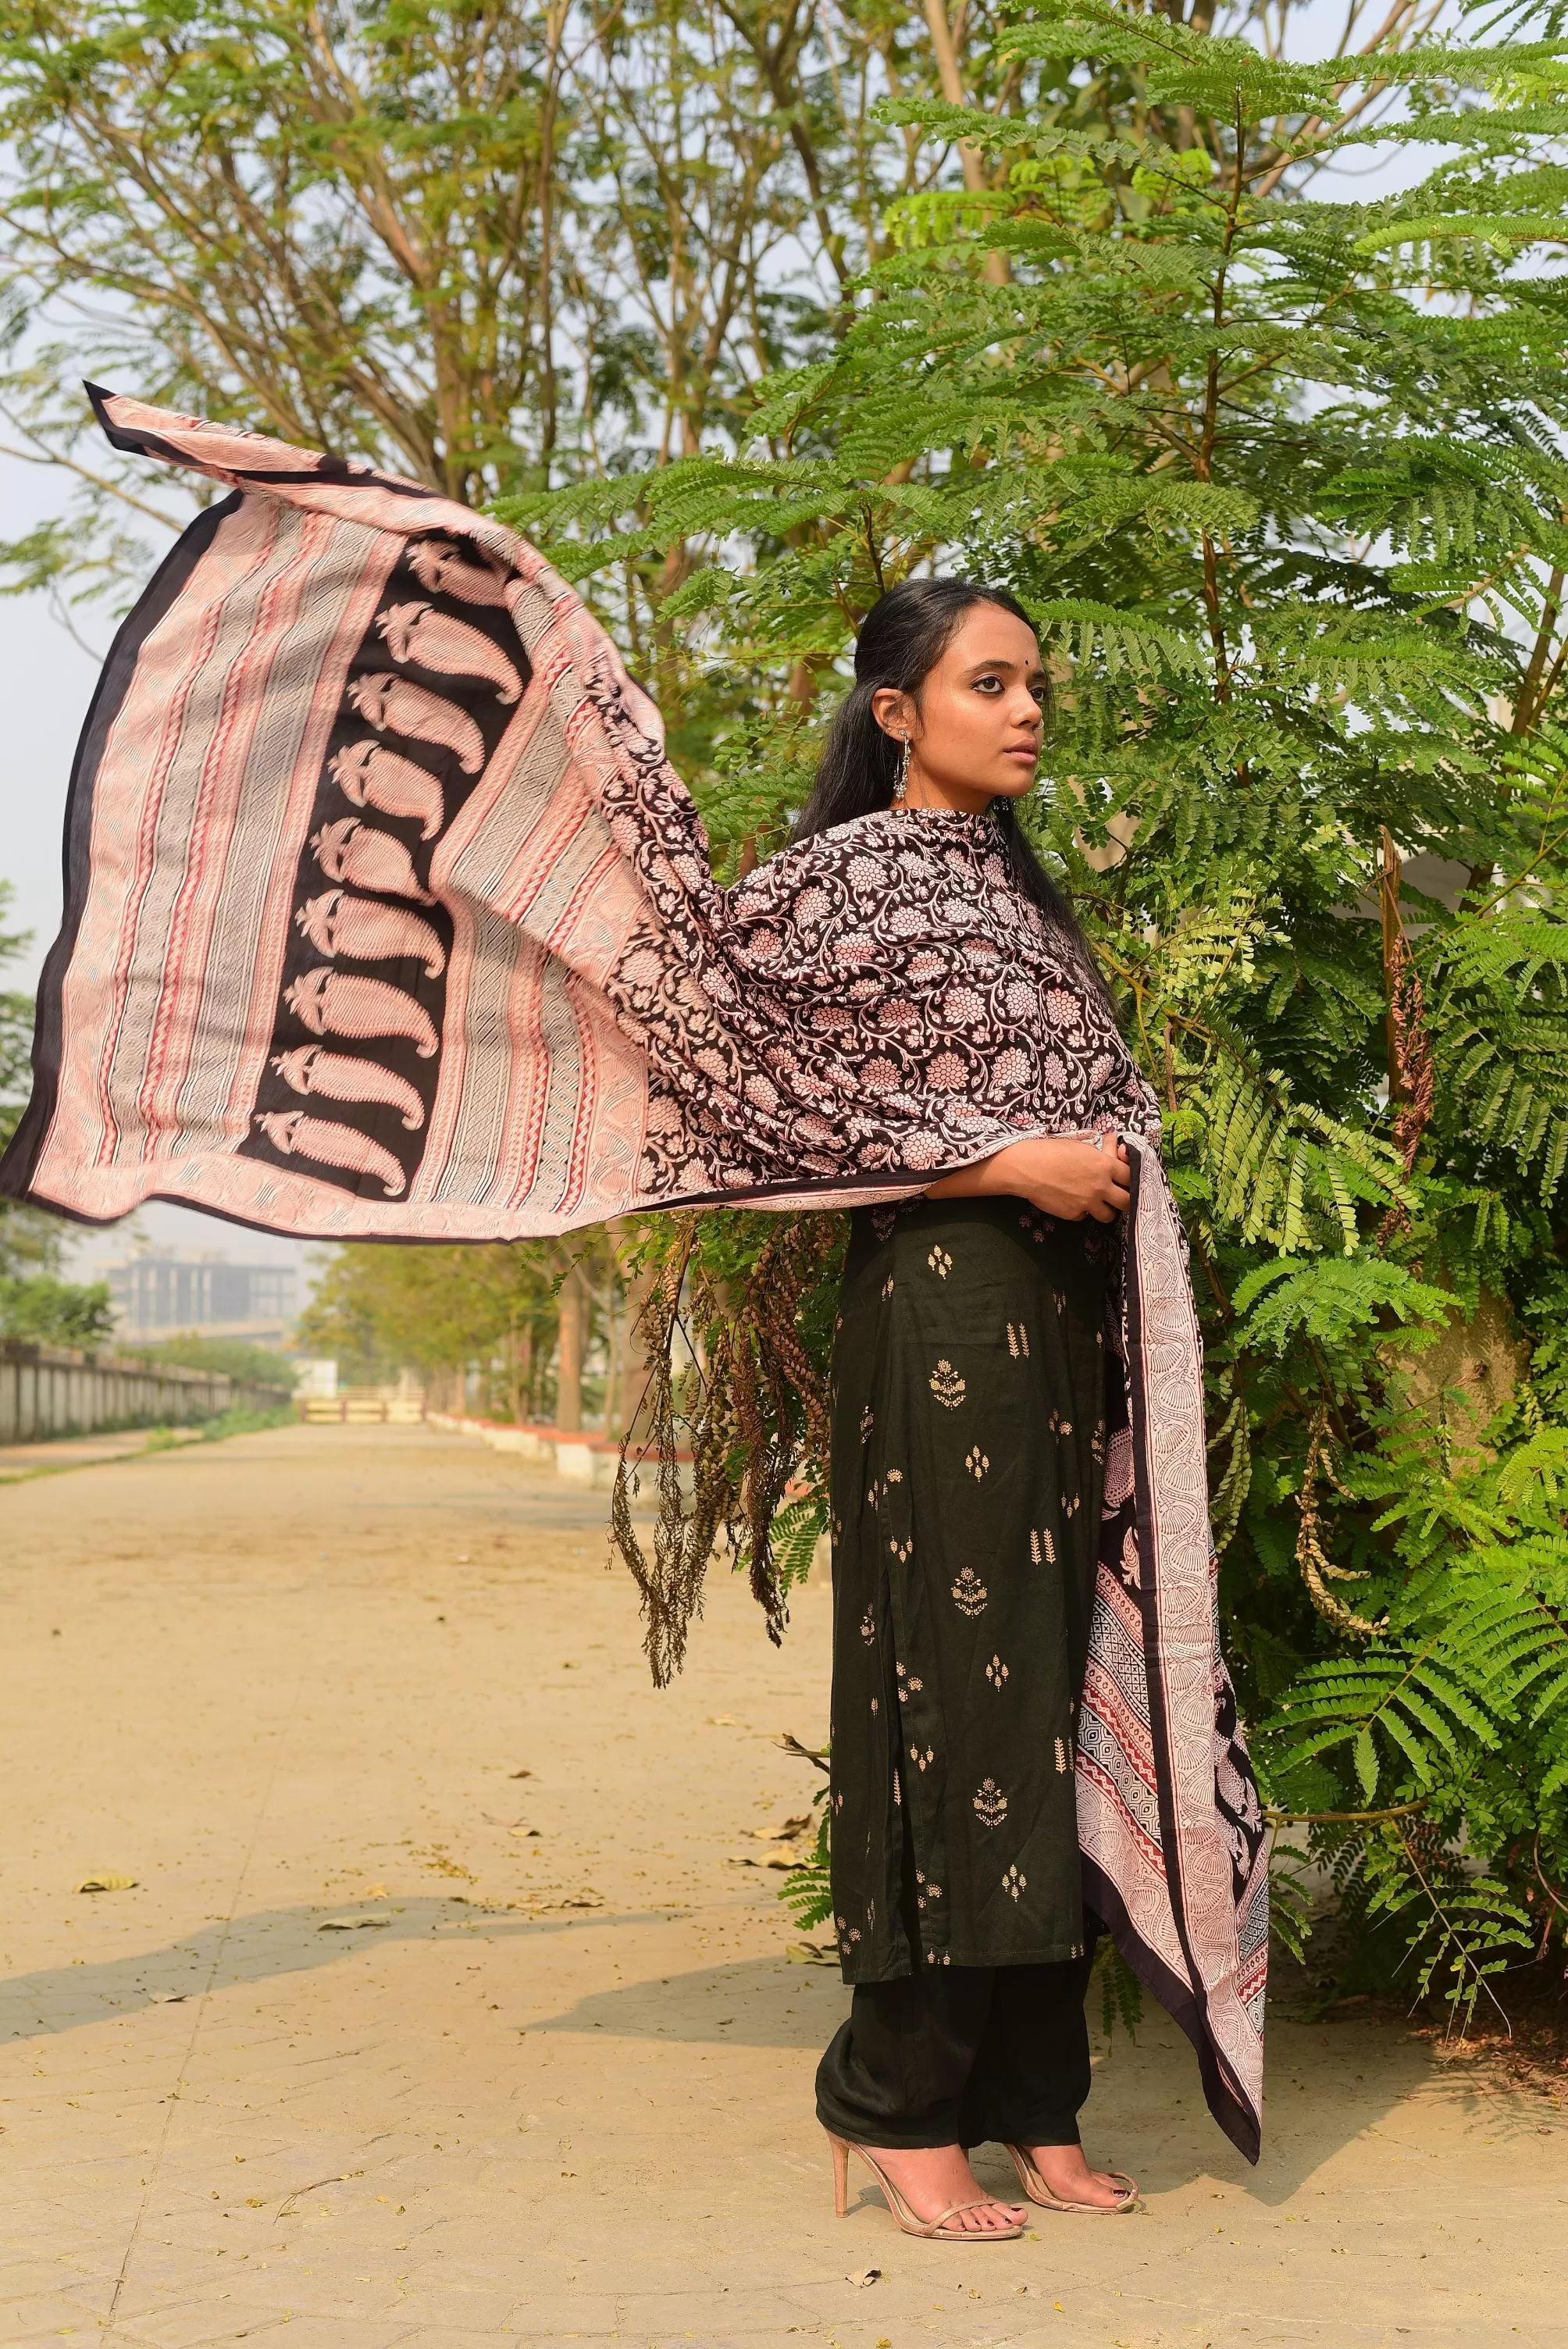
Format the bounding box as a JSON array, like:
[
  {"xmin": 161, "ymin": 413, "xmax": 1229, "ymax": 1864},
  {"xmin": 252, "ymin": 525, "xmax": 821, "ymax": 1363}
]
[{"xmin": 791, "ymin": 577, "xmax": 1093, "ymax": 963}]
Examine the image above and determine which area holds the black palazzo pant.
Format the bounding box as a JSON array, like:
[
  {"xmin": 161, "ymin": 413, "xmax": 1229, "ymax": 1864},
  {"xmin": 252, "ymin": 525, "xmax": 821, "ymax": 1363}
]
[{"xmin": 815, "ymin": 1195, "xmax": 1109, "ymax": 2151}]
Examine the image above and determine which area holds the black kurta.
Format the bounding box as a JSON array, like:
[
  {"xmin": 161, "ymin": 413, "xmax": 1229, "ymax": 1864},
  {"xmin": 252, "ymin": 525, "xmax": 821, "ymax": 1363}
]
[{"xmin": 827, "ymin": 1192, "xmax": 1109, "ymax": 1980}]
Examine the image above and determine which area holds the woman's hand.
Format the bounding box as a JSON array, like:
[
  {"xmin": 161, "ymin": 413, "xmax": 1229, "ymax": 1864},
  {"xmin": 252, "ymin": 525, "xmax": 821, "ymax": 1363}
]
[{"xmin": 926, "ymin": 1135, "xmax": 1131, "ymax": 1222}]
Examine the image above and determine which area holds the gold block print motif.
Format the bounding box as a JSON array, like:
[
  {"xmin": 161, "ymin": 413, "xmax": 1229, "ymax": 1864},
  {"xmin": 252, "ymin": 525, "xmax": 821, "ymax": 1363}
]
[
  {"xmin": 950, "ymin": 1566, "xmax": 988, "ymax": 1616},
  {"xmin": 972, "ymin": 1777, "xmax": 1008, "ymax": 1828}
]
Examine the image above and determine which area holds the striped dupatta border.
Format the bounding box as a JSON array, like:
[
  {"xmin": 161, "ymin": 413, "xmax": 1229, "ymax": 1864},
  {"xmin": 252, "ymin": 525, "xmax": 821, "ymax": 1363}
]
[{"xmin": 1078, "ymin": 1138, "xmax": 1268, "ymax": 2162}]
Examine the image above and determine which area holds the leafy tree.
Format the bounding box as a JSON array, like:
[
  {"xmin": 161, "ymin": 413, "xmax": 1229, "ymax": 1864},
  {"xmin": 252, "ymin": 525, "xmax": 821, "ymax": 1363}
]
[
  {"xmin": 300, "ymin": 1241, "xmax": 554, "ymax": 1408},
  {"xmin": 509, "ymin": 1, "xmax": 1568, "ymax": 2011},
  {"xmin": 131, "ymin": 1334, "xmax": 296, "ymax": 1388},
  {"xmin": 0, "ymin": 0, "xmax": 990, "ymax": 619},
  {"xmin": 0, "ymin": 1269, "xmax": 113, "ymax": 1343},
  {"xmin": 2, "ymin": 879, "xmax": 113, "ymax": 1330},
  {"xmin": 298, "ymin": 1230, "xmax": 647, "ymax": 1428},
  {"xmin": 0, "ymin": 879, "xmax": 32, "ymax": 1167}
]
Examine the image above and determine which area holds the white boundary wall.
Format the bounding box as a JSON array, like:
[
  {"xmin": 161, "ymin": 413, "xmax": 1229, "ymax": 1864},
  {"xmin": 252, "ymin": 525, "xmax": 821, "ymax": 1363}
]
[
  {"xmin": 426, "ymin": 1411, "xmax": 698, "ymax": 1497},
  {"xmin": 0, "ymin": 1341, "xmax": 289, "ymax": 1443},
  {"xmin": 426, "ymin": 1410, "xmax": 623, "ymax": 1489}
]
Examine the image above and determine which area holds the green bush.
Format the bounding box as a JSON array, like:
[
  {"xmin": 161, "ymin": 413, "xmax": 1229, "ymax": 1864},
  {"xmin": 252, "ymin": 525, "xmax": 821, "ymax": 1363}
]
[
  {"xmin": 132, "ymin": 1335, "xmax": 296, "ymax": 1391},
  {"xmin": 511, "ymin": 3, "xmax": 1568, "ymax": 2018}
]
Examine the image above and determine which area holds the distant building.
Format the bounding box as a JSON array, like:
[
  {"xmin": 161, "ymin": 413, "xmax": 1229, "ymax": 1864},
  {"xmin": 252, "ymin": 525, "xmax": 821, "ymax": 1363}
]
[{"xmin": 106, "ymin": 1253, "xmax": 299, "ymax": 1343}]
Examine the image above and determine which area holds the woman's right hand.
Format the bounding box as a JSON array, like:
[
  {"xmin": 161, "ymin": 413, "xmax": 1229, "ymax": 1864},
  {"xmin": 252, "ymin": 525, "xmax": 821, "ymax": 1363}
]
[{"xmin": 926, "ymin": 1135, "xmax": 1131, "ymax": 1222}]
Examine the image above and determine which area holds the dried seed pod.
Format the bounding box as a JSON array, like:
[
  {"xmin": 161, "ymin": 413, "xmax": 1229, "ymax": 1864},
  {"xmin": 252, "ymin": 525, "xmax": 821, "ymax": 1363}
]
[
  {"xmin": 330, "ymin": 740, "xmax": 445, "ymax": 839},
  {"xmin": 404, "ymin": 536, "xmax": 511, "ymax": 606},
  {"xmin": 346, "ymin": 672, "xmax": 486, "ymax": 775},
  {"xmin": 310, "ymin": 818, "xmax": 433, "ymax": 904},
  {"xmin": 272, "ymin": 1044, "xmax": 426, "ymax": 1131},
  {"xmin": 377, "ymin": 601, "xmax": 522, "ymax": 704},
  {"xmin": 283, "ymin": 967, "xmax": 439, "ymax": 1057},
  {"xmin": 295, "ymin": 890, "xmax": 445, "ymax": 977},
  {"xmin": 255, "ymin": 1108, "xmax": 408, "ymax": 1197}
]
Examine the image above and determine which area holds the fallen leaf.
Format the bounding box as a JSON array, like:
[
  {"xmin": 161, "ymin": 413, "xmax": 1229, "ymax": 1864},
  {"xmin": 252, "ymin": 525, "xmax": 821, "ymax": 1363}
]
[
  {"xmin": 849, "ymin": 2265, "xmax": 881, "ymax": 2287},
  {"xmin": 707, "ymin": 1713, "xmax": 738, "ymax": 1726},
  {"xmin": 74, "ymin": 1873, "xmax": 137, "ymax": 1894},
  {"xmin": 785, "ymin": 1941, "xmax": 837, "ymax": 1966},
  {"xmin": 317, "ymin": 1913, "xmax": 392, "ymax": 1932},
  {"xmin": 150, "ymin": 1992, "xmax": 187, "ymax": 2005},
  {"xmin": 509, "ymin": 1769, "xmax": 533, "ymax": 1779}
]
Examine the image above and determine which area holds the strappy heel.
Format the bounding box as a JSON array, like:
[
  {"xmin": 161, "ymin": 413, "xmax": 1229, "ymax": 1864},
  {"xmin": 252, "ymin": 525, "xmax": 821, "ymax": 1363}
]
[
  {"xmin": 1003, "ymin": 2141, "xmax": 1139, "ymax": 2213},
  {"xmin": 826, "ymin": 2130, "xmax": 1027, "ymax": 2241}
]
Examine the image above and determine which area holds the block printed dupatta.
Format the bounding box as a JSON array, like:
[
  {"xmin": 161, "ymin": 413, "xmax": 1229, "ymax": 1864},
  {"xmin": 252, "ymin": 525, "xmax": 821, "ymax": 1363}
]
[{"xmin": 0, "ymin": 391, "xmax": 1270, "ymax": 2158}]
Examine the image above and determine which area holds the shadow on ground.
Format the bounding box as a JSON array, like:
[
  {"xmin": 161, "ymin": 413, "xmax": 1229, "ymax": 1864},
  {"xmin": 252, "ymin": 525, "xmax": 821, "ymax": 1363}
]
[
  {"xmin": 533, "ymin": 1956, "xmax": 1552, "ymax": 2209},
  {"xmin": 0, "ymin": 1897, "xmax": 663, "ymax": 2041},
  {"xmin": 5, "ymin": 1896, "xmax": 1545, "ymax": 2217}
]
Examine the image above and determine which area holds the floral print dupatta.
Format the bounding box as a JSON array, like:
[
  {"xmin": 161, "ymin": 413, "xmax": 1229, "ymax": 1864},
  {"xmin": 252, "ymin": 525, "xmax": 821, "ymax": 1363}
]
[{"xmin": 0, "ymin": 393, "xmax": 1268, "ymax": 2158}]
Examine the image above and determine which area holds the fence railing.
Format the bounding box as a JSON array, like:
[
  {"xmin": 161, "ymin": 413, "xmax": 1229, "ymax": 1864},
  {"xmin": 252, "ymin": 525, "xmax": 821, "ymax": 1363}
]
[
  {"xmin": 0, "ymin": 1340, "xmax": 291, "ymax": 1445},
  {"xmin": 298, "ymin": 1389, "xmax": 426, "ymax": 1426}
]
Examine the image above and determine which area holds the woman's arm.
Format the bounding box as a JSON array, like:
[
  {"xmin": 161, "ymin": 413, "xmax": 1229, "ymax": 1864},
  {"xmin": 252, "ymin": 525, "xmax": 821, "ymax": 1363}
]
[{"xmin": 926, "ymin": 1135, "xmax": 1131, "ymax": 1223}]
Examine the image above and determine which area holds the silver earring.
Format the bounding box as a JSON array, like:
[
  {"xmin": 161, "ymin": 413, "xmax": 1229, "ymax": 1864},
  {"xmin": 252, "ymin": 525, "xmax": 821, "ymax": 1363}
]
[{"xmin": 893, "ymin": 736, "xmax": 911, "ymax": 804}]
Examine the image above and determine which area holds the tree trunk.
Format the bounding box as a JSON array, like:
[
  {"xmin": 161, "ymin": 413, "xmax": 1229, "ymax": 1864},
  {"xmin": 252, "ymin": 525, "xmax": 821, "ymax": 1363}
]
[
  {"xmin": 555, "ymin": 1265, "xmax": 586, "ymax": 1431},
  {"xmin": 922, "ymin": 0, "xmax": 1010, "ymax": 287},
  {"xmin": 602, "ymin": 1218, "xmax": 660, "ymax": 1445},
  {"xmin": 506, "ymin": 1322, "xmax": 533, "ymax": 1426}
]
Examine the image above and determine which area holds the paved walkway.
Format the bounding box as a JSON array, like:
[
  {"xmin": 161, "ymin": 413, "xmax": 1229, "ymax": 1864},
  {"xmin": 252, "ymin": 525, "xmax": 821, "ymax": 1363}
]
[
  {"xmin": 0, "ymin": 1426, "xmax": 205, "ymax": 1481},
  {"xmin": 0, "ymin": 1424, "xmax": 1563, "ymax": 2348}
]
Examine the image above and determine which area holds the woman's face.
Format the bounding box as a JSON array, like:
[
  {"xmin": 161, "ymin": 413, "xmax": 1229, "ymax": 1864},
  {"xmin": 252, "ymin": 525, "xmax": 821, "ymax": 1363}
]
[{"xmin": 871, "ymin": 604, "xmax": 1046, "ymax": 814}]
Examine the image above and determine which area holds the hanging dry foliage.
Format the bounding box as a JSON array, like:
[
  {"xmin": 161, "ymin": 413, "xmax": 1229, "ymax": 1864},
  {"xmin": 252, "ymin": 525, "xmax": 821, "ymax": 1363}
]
[
  {"xmin": 611, "ymin": 1213, "xmax": 844, "ymax": 1685},
  {"xmin": 1295, "ymin": 1407, "xmax": 1386, "ymax": 1639},
  {"xmin": 1377, "ymin": 830, "xmax": 1436, "ymax": 1245}
]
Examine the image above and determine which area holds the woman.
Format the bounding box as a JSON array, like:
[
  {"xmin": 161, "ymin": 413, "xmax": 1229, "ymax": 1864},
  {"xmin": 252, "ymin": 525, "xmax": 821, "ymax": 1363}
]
[
  {"xmin": 3, "ymin": 396, "xmax": 1267, "ymax": 2233},
  {"xmin": 787, "ymin": 580, "xmax": 1142, "ymax": 2237}
]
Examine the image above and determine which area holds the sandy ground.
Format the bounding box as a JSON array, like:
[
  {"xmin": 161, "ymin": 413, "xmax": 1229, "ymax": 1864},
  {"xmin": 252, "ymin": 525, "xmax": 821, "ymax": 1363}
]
[{"xmin": 0, "ymin": 1422, "xmax": 1564, "ymax": 2349}]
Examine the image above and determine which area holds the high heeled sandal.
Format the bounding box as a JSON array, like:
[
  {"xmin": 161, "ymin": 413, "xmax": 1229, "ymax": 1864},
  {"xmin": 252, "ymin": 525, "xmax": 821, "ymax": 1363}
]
[
  {"xmin": 827, "ymin": 2131, "xmax": 1027, "ymax": 2241},
  {"xmin": 1003, "ymin": 2141, "xmax": 1139, "ymax": 2214}
]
